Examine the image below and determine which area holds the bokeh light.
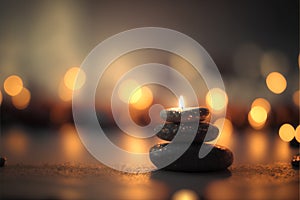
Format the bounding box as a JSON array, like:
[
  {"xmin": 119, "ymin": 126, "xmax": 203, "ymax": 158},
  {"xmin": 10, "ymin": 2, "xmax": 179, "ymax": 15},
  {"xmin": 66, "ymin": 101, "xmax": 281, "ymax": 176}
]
[
  {"xmin": 4, "ymin": 75, "xmax": 23, "ymax": 96},
  {"xmin": 58, "ymin": 80, "xmax": 73, "ymax": 102},
  {"xmin": 130, "ymin": 86, "xmax": 153, "ymax": 110},
  {"xmin": 60, "ymin": 123, "xmax": 82, "ymax": 158},
  {"xmin": 129, "ymin": 87, "xmax": 142, "ymax": 104},
  {"xmin": 172, "ymin": 189, "xmax": 198, "ymax": 200},
  {"xmin": 205, "ymin": 88, "xmax": 228, "ymax": 112},
  {"xmin": 119, "ymin": 134, "xmax": 147, "ymax": 153},
  {"xmin": 295, "ymin": 125, "xmax": 300, "ymax": 143},
  {"xmin": 118, "ymin": 79, "xmax": 140, "ymax": 103},
  {"xmin": 266, "ymin": 72, "xmax": 287, "ymax": 94},
  {"xmin": 248, "ymin": 106, "xmax": 268, "ymax": 129},
  {"xmin": 251, "ymin": 98, "xmax": 271, "ymax": 113},
  {"xmin": 293, "ymin": 90, "xmax": 299, "ymax": 107},
  {"xmin": 274, "ymin": 137, "xmax": 290, "ymax": 161},
  {"xmin": 212, "ymin": 118, "xmax": 233, "ymax": 146},
  {"xmin": 5, "ymin": 129, "xmax": 28, "ymax": 155},
  {"xmin": 249, "ymin": 106, "xmax": 267, "ymax": 123},
  {"xmin": 63, "ymin": 67, "xmax": 86, "ymax": 90},
  {"xmin": 11, "ymin": 87, "xmax": 31, "ymax": 110},
  {"xmin": 279, "ymin": 123, "xmax": 295, "ymax": 142},
  {"xmin": 0, "ymin": 90, "xmax": 2, "ymax": 105},
  {"xmin": 247, "ymin": 131, "xmax": 268, "ymax": 162}
]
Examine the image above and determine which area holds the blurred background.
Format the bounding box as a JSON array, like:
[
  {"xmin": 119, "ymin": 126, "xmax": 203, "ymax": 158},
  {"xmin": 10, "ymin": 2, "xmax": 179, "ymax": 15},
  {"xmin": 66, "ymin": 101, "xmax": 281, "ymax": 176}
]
[{"xmin": 0, "ymin": 0, "xmax": 299, "ymax": 165}]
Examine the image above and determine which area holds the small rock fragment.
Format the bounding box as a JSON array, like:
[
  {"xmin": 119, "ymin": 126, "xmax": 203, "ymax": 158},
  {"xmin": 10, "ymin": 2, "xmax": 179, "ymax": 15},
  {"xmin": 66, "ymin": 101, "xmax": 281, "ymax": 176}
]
[{"xmin": 0, "ymin": 157, "xmax": 7, "ymax": 167}]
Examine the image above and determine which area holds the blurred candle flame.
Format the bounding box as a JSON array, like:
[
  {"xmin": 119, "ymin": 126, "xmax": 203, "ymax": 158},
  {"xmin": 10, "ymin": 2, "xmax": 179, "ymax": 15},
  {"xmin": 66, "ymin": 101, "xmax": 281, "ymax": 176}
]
[
  {"xmin": 63, "ymin": 67, "xmax": 86, "ymax": 91},
  {"xmin": 251, "ymin": 98, "xmax": 271, "ymax": 113},
  {"xmin": 11, "ymin": 87, "xmax": 31, "ymax": 110},
  {"xmin": 58, "ymin": 80, "xmax": 73, "ymax": 102},
  {"xmin": 266, "ymin": 72, "xmax": 287, "ymax": 94},
  {"xmin": 118, "ymin": 79, "xmax": 139, "ymax": 103},
  {"xmin": 248, "ymin": 106, "xmax": 268, "ymax": 129},
  {"xmin": 4, "ymin": 75, "xmax": 23, "ymax": 96},
  {"xmin": 205, "ymin": 88, "xmax": 228, "ymax": 112},
  {"xmin": 172, "ymin": 189, "xmax": 198, "ymax": 200},
  {"xmin": 58, "ymin": 67, "xmax": 85, "ymax": 102},
  {"xmin": 279, "ymin": 123, "xmax": 295, "ymax": 142},
  {"xmin": 130, "ymin": 86, "xmax": 153, "ymax": 110}
]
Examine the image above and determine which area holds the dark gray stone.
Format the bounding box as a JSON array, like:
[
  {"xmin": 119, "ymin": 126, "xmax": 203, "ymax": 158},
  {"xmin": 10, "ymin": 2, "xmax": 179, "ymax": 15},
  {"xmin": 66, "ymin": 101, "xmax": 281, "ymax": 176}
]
[
  {"xmin": 160, "ymin": 107, "xmax": 210, "ymax": 123},
  {"xmin": 155, "ymin": 122, "xmax": 219, "ymax": 143},
  {"xmin": 150, "ymin": 143, "xmax": 233, "ymax": 172}
]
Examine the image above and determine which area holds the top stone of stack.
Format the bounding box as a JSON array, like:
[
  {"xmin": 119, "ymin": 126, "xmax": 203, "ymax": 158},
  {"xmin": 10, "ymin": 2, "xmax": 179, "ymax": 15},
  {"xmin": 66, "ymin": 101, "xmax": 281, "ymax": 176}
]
[{"xmin": 160, "ymin": 107, "xmax": 210, "ymax": 123}]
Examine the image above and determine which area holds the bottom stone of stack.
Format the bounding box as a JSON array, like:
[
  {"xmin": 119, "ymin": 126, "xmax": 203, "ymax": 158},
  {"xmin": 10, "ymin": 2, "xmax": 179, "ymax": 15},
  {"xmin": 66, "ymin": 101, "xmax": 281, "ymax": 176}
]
[{"xmin": 149, "ymin": 143, "xmax": 233, "ymax": 172}]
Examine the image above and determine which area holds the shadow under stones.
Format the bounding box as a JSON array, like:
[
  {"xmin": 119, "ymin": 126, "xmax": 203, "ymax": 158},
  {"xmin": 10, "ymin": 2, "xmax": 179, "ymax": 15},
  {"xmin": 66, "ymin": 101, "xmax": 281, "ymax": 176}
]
[{"xmin": 150, "ymin": 169, "xmax": 232, "ymax": 199}]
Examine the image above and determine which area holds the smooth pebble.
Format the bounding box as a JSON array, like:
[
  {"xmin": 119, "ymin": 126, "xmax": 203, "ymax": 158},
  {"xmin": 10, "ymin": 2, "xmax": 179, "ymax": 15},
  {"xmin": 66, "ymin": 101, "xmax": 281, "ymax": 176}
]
[{"xmin": 150, "ymin": 143, "xmax": 233, "ymax": 172}]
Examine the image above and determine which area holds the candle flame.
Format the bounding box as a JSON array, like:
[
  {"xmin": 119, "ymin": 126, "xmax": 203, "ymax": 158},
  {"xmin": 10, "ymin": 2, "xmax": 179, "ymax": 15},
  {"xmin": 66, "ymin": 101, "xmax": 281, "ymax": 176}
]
[{"xmin": 179, "ymin": 95, "xmax": 185, "ymax": 110}]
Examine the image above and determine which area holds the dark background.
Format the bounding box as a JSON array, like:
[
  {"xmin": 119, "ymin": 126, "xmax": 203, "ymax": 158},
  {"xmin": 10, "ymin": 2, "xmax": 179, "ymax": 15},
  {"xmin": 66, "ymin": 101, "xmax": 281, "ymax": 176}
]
[{"xmin": 0, "ymin": 0, "xmax": 298, "ymax": 128}]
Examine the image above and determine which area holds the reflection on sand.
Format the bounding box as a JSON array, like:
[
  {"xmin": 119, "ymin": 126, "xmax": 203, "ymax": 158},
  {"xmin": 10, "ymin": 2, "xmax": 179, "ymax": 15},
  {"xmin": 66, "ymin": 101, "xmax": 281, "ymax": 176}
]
[{"xmin": 151, "ymin": 170, "xmax": 231, "ymax": 199}]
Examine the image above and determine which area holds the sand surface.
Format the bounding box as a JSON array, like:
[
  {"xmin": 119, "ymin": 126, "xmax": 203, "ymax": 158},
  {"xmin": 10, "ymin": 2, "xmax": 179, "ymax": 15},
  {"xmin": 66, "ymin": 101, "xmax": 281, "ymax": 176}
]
[{"xmin": 1, "ymin": 162, "xmax": 299, "ymax": 200}]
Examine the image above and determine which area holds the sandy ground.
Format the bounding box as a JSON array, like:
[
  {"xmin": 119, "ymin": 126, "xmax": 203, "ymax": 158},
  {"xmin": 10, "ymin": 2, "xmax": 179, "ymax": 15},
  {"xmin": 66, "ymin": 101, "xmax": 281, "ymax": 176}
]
[
  {"xmin": 1, "ymin": 127, "xmax": 299, "ymax": 199},
  {"xmin": 0, "ymin": 162, "xmax": 299, "ymax": 200}
]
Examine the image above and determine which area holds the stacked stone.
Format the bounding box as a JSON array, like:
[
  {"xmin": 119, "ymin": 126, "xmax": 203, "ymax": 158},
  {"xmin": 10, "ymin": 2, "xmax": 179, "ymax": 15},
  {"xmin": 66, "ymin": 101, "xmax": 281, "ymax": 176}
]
[{"xmin": 149, "ymin": 107, "xmax": 233, "ymax": 172}]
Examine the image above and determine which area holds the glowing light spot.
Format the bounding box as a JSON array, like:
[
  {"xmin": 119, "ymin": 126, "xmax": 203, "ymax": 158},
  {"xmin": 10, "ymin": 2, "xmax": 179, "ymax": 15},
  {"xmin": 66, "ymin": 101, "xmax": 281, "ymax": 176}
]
[
  {"xmin": 212, "ymin": 118, "xmax": 233, "ymax": 146},
  {"xmin": 0, "ymin": 90, "xmax": 2, "ymax": 105},
  {"xmin": 58, "ymin": 80, "xmax": 73, "ymax": 102},
  {"xmin": 5, "ymin": 129, "xmax": 28, "ymax": 155},
  {"xmin": 60, "ymin": 124, "xmax": 82, "ymax": 158},
  {"xmin": 129, "ymin": 88, "xmax": 142, "ymax": 104},
  {"xmin": 206, "ymin": 88, "xmax": 228, "ymax": 112},
  {"xmin": 247, "ymin": 131, "xmax": 267, "ymax": 162},
  {"xmin": 295, "ymin": 125, "xmax": 300, "ymax": 143},
  {"xmin": 4, "ymin": 75, "xmax": 23, "ymax": 96},
  {"xmin": 172, "ymin": 189, "xmax": 198, "ymax": 200},
  {"xmin": 63, "ymin": 67, "xmax": 86, "ymax": 90},
  {"xmin": 179, "ymin": 95, "xmax": 185, "ymax": 109},
  {"xmin": 130, "ymin": 86, "xmax": 153, "ymax": 110},
  {"xmin": 266, "ymin": 72, "xmax": 287, "ymax": 94},
  {"xmin": 251, "ymin": 98, "xmax": 271, "ymax": 113},
  {"xmin": 118, "ymin": 79, "xmax": 140, "ymax": 103},
  {"xmin": 274, "ymin": 137, "xmax": 290, "ymax": 161},
  {"xmin": 250, "ymin": 106, "xmax": 267, "ymax": 123},
  {"xmin": 11, "ymin": 87, "xmax": 31, "ymax": 110},
  {"xmin": 119, "ymin": 134, "xmax": 148, "ymax": 153},
  {"xmin": 248, "ymin": 106, "xmax": 268, "ymax": 129},
  {"xmin": 279, "ymin": 124, "xmax": 295, "ymax": 142},
  {"xmin": 293, "ymin": 90, "xmax": 299, "ymax": 107}
]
